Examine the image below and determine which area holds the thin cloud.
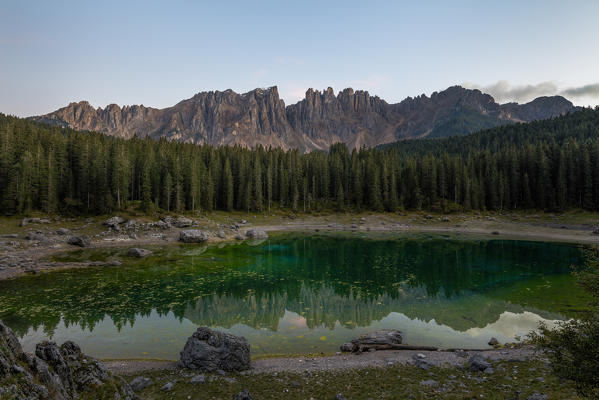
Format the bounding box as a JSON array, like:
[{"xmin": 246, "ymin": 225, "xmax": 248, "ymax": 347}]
[
  {"xmin": 560, "ymin": 83, "xmax": 599, "ymax": 98},
  {"xmin": 463, "ymin": 80, "xmax": 599, "ymax": 103}
]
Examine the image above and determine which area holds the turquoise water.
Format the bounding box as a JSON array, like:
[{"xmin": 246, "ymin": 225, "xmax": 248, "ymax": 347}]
[{"xmin": 0, "ymin": 233, "xmax": 587, "ymax": 360}]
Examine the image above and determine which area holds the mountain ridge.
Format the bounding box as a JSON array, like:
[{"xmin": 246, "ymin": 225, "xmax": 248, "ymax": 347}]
[{"xmin": 31, "ymin": 85, "xmax": 579, "ymax": 151}]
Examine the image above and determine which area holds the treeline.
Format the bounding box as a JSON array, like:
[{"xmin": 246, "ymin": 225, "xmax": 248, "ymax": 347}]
[{"xmin": 1, "ymin": 108, "xmax": 599, "ymax": 215}]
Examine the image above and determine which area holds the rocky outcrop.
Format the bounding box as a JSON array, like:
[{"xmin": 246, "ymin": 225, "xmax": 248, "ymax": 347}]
[
  {"xmin": 0, "ymin": 320, "xmax": 134, "ymax": 399},
  {"xmin": 31, "ymin": 85, "xmax": 579, "ymax": 151},
  {"xmin": 178, "ymin": 327, "xmax": 250, "ymax": 372}
]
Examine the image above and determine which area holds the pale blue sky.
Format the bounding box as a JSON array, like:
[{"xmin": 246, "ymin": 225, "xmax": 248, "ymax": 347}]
[{"xmin": 1, "ymin": 0, "xmax": 598, "ymax": 117}]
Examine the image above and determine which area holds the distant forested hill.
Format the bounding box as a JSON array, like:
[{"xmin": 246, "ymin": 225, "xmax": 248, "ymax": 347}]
[{"xmin": 2, "ymin": 107, "xmax": 599, "ymax": 215}]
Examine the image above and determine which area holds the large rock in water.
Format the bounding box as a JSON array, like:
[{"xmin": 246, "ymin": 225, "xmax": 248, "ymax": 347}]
[
  {"xmin": 0, "ymin": 320, "xmax": 134, "ymax": 399},
  {"xmin": 179, "ymin": 230, "xmax": 209, "ymax": 243},
  {"xmin": 178, "ymin": 327, "xmax": 250, "ymax": 372}
]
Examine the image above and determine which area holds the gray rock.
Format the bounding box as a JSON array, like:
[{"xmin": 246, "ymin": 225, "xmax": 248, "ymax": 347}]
[
  {"xmin": 527, "ymin": 393, "xmax": 548, "ymax": 400},
  {"xmin": 217, "ymin": 230, "xmax": 227, "ymax": 239},
  {"xmin": 468, "ymin": 354, "xmax": 491, "ymax": 372},
  {"xmin": 104, "ymin": 216, "xmax": 125, "ymax": 230},
  {"xmin": 419, "ymin": 379, "xmax": 438, "ymax": 386},
  {"xmin": 56, "ymin": 228, "xmax": 70, "ymax": 235},
  {"xmin": 339, "ymin": 343, "xmax": 353, "ymax": 352},
  {"xmin": 484, "ymin": 367, "xmax": 494, "ymax": 374},
  {"xmin": 234, "ymin": 234, "xmax": 245, "ymax": 240},
  {"xmin": 488, "ymin": 337, "xmax": 499, "ymax": 346},
  {"xmin": 190, "ymin": 374, "xmax": 206, "ymax": 384},
  {"xmin": 128, "ymin": 232, "xmax": 138, "ymax": 240},
  {"xmin": 0, "ymin": 320, "xmax": 134, "ymax": 399},
  {"xmin": 245, "ymin": 229, "xmax": 268, "ymax": 239},
  {"xmin": 178, "ymin": 326, "xmax": 250, "ymax": 372},
  {"xmin": 127, "ymin": 248, "xmax": 152, "ymax": 258},
  {"xmin": 179, "ymin": 230, "xmax": 209, "ymax": 243},
  {"xmin": 174, "ymin": 217, "xmax": 193, "ymax": 228},
  {"xmin": 25, "ymin": 232, "xmax": 47, "ymax": 241},
  {"xmin": 161, "ymin": 381, "xmax": 174, "ymax": 391},
  {"xmin": 67, "ymin": 235, "xmax": 91, "ymax": 247},
  {"xmin": 19, "ymin": 218, "xmax": 29, "ymax": 227},
  {"xmin": 335, "ymin": 395, "xmax": 348, "ymax": 400},
  {"xmin": 233, "ymin": 390, "xmax": 254, "ymax": 400},
  {"xmin": 130, "ymin": 376, "xmax": 153, "ymax": 392}
]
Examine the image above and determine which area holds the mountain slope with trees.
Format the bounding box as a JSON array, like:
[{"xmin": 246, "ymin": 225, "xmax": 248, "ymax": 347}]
[{"xmin": 2, "ymin": 107, "xmax": 599, "ymax": 216}]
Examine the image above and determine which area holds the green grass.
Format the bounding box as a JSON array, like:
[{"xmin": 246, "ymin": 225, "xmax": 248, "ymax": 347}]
[{"xmin": 129, "ymin": 358, "xmax": 579, "ymax": 399}]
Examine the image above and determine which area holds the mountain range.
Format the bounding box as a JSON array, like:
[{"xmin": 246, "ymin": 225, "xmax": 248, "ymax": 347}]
[{"xmin": 31, "ymin": 85, "xmax": 578, "ymax": 151}]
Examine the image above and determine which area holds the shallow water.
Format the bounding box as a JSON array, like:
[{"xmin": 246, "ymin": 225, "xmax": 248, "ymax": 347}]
[{"xmin": 0, "ymin": 233, "xmax": 588, "ymax": 359}]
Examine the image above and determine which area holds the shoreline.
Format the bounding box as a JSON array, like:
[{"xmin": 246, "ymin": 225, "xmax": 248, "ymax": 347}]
[{"xmin": 1, "ymin": 213, "xmax": 599, "ymax": 281}]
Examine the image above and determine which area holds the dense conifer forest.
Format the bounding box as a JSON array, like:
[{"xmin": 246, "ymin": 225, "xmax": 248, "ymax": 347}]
[{"xmin": 1, "ymin": 108, "xmax": 599, "ymax": 215}]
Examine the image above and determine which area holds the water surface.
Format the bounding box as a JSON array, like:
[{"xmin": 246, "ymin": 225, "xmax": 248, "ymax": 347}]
[{"xmin": 0, "ymin": 233, "xmax": 587, "ymax": 359}]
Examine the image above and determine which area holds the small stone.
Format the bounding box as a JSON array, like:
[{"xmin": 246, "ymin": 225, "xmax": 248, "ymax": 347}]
[
  {"xmin": 484, "ymin": 367, "xmax": 494, "ymax": 374},
  {"xmin": 130, "ymin": 376, "xmax": 153, "ymax": 392},
  {"xmin": 56, "ymin": 228, "xmax": 70, "ymax": 235},
  {"xmin": 161, "ymin": 382, "xmax": 174, "ymax": 391},
  {"xmin": 419, "ymin": 379, "xmax": 438, "ymax": 387},
  {"xmin": 290, "ymin": 381, "xmax": 300, "ymax": 387},
  {"xmin": 190, "ymin": 374, "xmax": 206, "ymax": 384},
  {"xmin": 468, "ymin": 354, "xmax": 491, "ymax": 372},
  {"xmin": 527, "ymin": 393, "xmax": 548, "ymax": 400},
  {"xmin": 233, "ymin": 390, "xmax": 253, "ymax": 400},
  {"xmin": 334, "ymin": 395, "xmax": 348, "ymax": 400},
  {"xmin": 488, "ymin": 337, "xmax": 499, "ymax": 346}
]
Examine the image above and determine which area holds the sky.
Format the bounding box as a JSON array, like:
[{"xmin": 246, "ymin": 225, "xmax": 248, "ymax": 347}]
[{"xmin": 1, "ymin": 0, "xmax": 599, "ymax": 117}]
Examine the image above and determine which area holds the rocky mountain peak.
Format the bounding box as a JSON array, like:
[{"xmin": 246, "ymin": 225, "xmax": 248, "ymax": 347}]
[{"xmin": 31, "ymin": 85, "xmax": 580, "ymax": 151}]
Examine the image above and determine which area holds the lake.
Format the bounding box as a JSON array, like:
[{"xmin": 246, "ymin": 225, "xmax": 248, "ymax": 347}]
[{"xmin": 0, "ymin": 233, "xmax": 588, "ymax": 360}]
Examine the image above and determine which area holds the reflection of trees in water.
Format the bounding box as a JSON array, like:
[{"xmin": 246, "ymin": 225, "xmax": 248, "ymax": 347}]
[
  {"xmin": 184, "ymin": 282, "xmax": 565, "ymax": 333},
  {"xmin": 0, "ymin": 236, "xmax": 582, "ymax": 337}
]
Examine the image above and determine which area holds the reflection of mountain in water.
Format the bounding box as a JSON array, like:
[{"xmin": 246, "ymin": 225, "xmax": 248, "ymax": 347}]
[
  {"xmin": 0, "ymin": 235, "xmax": 583, "ymax": 338},
  {"xmin": 184, "ymin": 281, "xmax": 566, "ymax": 333}
]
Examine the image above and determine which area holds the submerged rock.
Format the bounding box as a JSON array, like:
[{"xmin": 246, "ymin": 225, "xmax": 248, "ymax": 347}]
[
  {"xmin": 245, "ymin": 229, "xmax": 268, "ymax": 239},
  {"xmin": 127, "ymin": 248, "xmax": 152, "ymax": 258},
  {"xmin": 178, "ymin": 327, "xmax": 250, "ymax": 372},
  {"xmin": 179, "ymin": 230, "xmax": 209, "ymax": 243}
]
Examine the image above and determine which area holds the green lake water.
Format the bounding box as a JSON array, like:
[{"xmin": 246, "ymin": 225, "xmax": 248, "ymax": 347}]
[{"xmin": 0, "ymin": 233, "xmax": 589, "ymax": 360}]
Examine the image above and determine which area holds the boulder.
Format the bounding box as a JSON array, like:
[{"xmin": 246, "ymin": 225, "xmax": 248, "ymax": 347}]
[
  {"xmin": 179, "ymin": 230, "xmax": 209, "ymax": 243},
  {"xmin": 67, "ymin": 235, "xmax": 91, "ymax": 247},
  {"xmin": 104, "ymin": 216, "xmax": 125, "ymax": 230},
  {"xmin": 468, "ymin": 354, "xmax": 491, "ymax": 372},
  {"xmin": 217, "ymin": 230, "xmax": 227, "ymax": 239},
  {"xmin": 174, "ymin": 217, "xmax": 193, "ymax": 228},
  {"xmin": 127, "ymin": 248, "xmax": 152, "ymax": 258},
  {"xmin": 245, "ymin": 229, "xmax": 268, "ymax": 239},
  {"xmin": 130, "ymin": 376, "xmax": 153, "ymax": 392},
  {"xmin": 488, "ymin": 337, "xmax": 499, "ymax": 347},
  {"xmin": 56, "ymin": 228, "xmax": 71, "ymax": 235},
  {"xmin": 25, "ymin": 232, "xmax": 47, "ymax": 242},
  {"xmin": 178, "ymin": 327, "xmax": 250, "ymax": 372}
]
